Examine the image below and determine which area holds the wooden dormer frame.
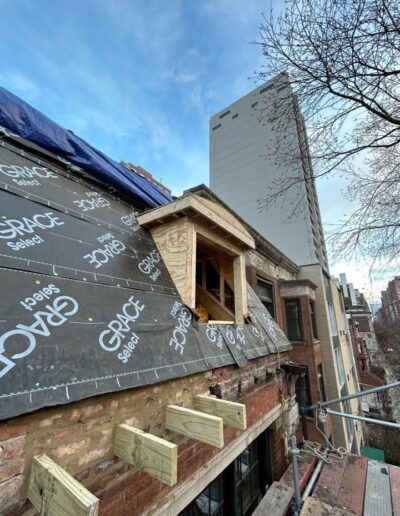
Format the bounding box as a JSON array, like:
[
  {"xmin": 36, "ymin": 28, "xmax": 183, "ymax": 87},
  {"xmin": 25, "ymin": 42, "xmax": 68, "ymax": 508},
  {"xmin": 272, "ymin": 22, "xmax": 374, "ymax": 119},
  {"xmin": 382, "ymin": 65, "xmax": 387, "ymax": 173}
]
[{"xmin": 138, "ymin": 194, "xmax": 255, "ymax": 324}]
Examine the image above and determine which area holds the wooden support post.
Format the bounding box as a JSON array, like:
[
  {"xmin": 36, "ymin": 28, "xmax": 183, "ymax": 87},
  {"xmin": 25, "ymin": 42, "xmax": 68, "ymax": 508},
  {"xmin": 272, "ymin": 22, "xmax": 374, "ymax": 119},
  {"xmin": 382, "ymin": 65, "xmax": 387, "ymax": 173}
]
[
  {"xmin": 114, "ymin": 424, "xmax": 178, "ymax": 487},
  {"xmin": 28, "ymin": 454, "xmax": 99, "ymax": 516},
  {"xmin": 233, "ymin": 254, "xmax": 247, "ymax": 323},
  {"xmin": 194, "ymin": 395, "xmax": 247, "ymax": 430},
  {"xmin": 166, "ymin": 405, "xmax": 224, "ymax": 448}
]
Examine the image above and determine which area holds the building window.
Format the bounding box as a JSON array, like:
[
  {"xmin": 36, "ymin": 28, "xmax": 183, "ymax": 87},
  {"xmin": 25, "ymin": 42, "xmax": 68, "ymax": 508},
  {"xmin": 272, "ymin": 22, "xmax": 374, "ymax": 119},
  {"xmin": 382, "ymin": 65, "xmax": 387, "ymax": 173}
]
[
  {"xmin": 285, "ymin": 299, "xmax": 303, "ymax": 341},
  {"xmin": 296, "ymin": 366, "xmax": 312, "ymax": 407},
  {"xmin": 328, "ymin": 302, "xmax": 338, "ymax": 337},
  {"xmin": 234, "ymin": 441, "xmax": 262, "ymax": 515},
  {"xmin": 181, "ymin": 476, "xmax": 224, "ymax": 515},
  {"xmin": 257, "ymin": 279, "xmax": 275, "ymax": 319},
  {"xmin": 317, "ymin": 364, "xmax": 327, "ymax": 402},
  {"xmin": 180, "ymin": 433, "xmax": 271, "ymax": 516},
  {"xmin": 335, "ymin": 348, "xmax": 345, "ymax": 387},
  {"xmin": 309, "ymin": 301, "xmax": 318, "ymax": 339}
]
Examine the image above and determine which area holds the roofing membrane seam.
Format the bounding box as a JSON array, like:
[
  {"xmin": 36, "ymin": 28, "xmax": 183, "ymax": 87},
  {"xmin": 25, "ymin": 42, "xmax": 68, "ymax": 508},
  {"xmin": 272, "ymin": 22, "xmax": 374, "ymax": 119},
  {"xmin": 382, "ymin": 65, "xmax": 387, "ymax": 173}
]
[{"xmin": 0, "ymin": 113, "xmax": 291, "ymax": 421}]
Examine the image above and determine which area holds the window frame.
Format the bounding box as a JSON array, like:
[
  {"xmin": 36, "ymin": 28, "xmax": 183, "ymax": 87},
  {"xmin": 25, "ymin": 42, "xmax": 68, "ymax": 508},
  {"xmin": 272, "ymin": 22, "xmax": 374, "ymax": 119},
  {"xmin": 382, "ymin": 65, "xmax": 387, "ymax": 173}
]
[
  {"xmin": 309, "ymin": 300, "xmax": 318, "ymax": 340},
  {"xmin": 285, "ymin": 298, "xmax": 304, "ymax": 342},
  {"xmin": 256, "ymin": 277, "xmax": 275, "ymax": 319}
]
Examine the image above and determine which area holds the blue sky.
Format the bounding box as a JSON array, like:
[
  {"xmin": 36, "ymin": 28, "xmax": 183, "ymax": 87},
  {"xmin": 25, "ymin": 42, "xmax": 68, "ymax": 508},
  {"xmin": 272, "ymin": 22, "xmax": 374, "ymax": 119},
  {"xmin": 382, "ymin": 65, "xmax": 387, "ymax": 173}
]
[
  {"xmin": 0, "ymin": 0, "xmax": 389, "ymax": 299},
  {"xmin": 0, "ymin": 0, "xmax": 274, "ymax": 194}
]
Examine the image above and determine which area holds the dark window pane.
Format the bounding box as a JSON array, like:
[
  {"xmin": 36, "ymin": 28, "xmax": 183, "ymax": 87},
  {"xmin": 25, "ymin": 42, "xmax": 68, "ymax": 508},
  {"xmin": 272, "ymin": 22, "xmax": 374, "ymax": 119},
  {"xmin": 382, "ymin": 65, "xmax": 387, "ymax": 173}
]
[
  {"xmin": 309, "ymin": 301, "xmax": 318, "ymax": 339},
  {"xmin": 285, "ymin": 299, "xmax": 303, "ymax": 341},
  {"xmin": 318, "ymin": 364, "xmax": 326, "ymax": 402},
  {"xmin": 257, "ymin": 279, "xmax": 275, "ymax": 319}
]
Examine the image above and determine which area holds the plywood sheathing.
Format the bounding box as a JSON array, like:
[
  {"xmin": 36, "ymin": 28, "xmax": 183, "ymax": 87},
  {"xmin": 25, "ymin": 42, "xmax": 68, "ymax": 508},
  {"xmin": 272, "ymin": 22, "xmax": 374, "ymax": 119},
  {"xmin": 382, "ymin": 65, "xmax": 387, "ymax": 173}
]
[{"xmin": 137, "ymin": 194, "xmax": 255, "ymax": 250}]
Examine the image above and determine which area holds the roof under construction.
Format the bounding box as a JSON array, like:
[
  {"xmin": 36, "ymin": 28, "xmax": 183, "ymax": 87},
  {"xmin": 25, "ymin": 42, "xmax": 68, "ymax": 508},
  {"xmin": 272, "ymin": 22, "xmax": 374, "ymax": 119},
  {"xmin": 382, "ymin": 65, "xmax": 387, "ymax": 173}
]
[{"xmin": 0, "ymin": 114, "xmax": 291, "ymax": 421}]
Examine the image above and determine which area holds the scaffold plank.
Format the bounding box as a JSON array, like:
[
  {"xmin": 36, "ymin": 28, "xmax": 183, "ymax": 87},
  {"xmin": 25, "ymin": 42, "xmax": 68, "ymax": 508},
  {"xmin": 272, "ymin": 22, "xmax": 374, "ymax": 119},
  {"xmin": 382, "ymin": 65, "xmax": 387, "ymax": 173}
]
[
  {"xmin": 364, "ymin": 459, "xmax": 392, "ymax": 516},
  {"xmin": 337, "ymin": 454, "xmax": 368, "ymax": 515}
]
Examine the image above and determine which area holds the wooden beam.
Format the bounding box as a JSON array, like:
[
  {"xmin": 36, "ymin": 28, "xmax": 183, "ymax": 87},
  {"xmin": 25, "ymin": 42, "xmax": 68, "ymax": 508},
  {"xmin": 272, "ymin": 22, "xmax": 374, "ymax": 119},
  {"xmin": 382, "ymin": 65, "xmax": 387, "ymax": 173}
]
[
  {"xmin": 196, "ymin": 222, "xmax": 242, "ymax": 256},
  {"xmin": 252, "ymin": 482, "xmax": 294, "ymax": 516},
  {"xmin": 137, "ymin": 194, "xmax": 255, "ymax": 249},
  {"xmin": 194, "ymin": 395, "xmax": 247, "ymax": 430},
  {"xmin": 186, "ymin": 221, "xmax": 196, "ymax": 308},
  {"xmin": 166, "ymin": 405, "xmax": 224, "ymax": 448},
  {"xmin": 196, "ymin": 285, "xmax": 235, "ymax": 321},
  {"xmin": 114, "ymin": 425, "xmax": 178, "ymax": 487},
  {"xmin": 233, "ymin": 254, "xmax": 247, "ymax": 323},
  {"xmin": 28, "ymin": 454, "xmax": 99, "ymax": 516}
]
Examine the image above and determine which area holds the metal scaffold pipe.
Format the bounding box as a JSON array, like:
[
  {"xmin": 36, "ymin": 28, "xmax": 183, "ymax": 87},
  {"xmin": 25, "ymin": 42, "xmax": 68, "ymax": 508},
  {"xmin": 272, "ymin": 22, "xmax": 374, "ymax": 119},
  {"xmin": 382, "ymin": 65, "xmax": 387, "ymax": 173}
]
[
  {"xmin": 303, "ymin": 380, "xmax": 400, "ymax": 413},
  {"xmin": 325, "ymin": 408, "xmax": 400, "ymax": 430},
  {"xmin": 289, "ymin": 435, "xmax": 302, "ymax": 515}
]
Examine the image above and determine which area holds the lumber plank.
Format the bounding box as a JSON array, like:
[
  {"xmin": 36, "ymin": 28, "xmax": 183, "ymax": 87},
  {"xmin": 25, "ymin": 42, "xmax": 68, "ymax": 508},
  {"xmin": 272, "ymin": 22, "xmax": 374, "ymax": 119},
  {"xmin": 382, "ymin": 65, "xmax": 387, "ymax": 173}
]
[
  {"xmin": 194, "ymin": 395, "xmax": 247, "ymax": 430},
  {"xmin": 28, "ymin": 454, "xmax": 99, "ymax": 516},
  {"xmin": 364, "ymin": 460, "xmax": 392, "ymax": 516},
  {"xmin": 195, "ymin": 222, "xmax": 242, "ymax": 256},
  {"xmin": 165, "ymin": 405, "xmax": 224, "ymax": 448},
  {"xmin": 114, "ymin": 424, "xmax": 178, "ymax": 487},
  {"xmin": 389, "ymin": 465, "xmax": 400, "ymax": 516},
  {"xmin": 138, "ymin": 194, "xmax": 255, "ymax": 249},
  {"xmin": 151, "ymin": 217, "xmax": 193, "ymax": 306},
  {"xmin": 252, "ymin": 482, "xmax": 294, "ymax": 516},
  {"xmin": 302, "ymin": 497, "xmax": 355, "ymax": 515},
  {"xmin": 313, "ymin": 455, "xmax": 348, "ymax": 506},
  {"xmin": 196, "ymin": 285, "xmax": 235, "ymax": 321},
  {"xmin": 190, "ymin": 195, "xmax": 255, "ymax": 248},
  {"xmin": 337, "ymin": 454, "xmax": 367, "ymax": 515},
  {"xmin": 186, "ymin": 220, "xmax": 196, "ymax": 308},
  {"xmin": 233, "ymin": 254, "xmax": 247, "ymax": 323}
]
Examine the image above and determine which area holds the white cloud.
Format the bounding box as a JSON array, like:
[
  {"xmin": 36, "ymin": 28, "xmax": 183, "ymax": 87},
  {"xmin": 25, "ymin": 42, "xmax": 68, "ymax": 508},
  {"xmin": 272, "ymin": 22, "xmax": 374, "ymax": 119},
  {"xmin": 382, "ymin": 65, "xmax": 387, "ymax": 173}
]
[{"xmin": 2, "ymin": 72, "xmax": 40, "ymax": 98}]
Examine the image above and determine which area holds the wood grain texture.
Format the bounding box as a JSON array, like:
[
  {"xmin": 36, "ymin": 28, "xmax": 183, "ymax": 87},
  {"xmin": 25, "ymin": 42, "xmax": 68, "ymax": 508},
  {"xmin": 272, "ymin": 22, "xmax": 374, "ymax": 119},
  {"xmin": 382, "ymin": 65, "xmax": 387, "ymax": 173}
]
[
  {"xmin": 195, "ymin": 222, "xmax": 242, "ymax": 256},
  {"xmin": 28, "ymin": 454, "xmax": 99, "ymax": 516},
  {"xmin": 389, "ymin": 465, "xmax": 400, "ymax": 516},
  {"xmin": 313, "ymin": 456, "xmax": 348, "ymax": 507},
  {"xmin": 114, "ymin": 424, "xmax": 177, "ymax": 487},
  {"xmin": 252, "ymin": 482, "xmax": 294, "ymax": 516},
  {"xmin": 233, "ymin": 254, "xmax": 247, "ymax": 323},
  {"xmin": 151, "ymin": 217, "xmax": 194, "ymax": 307},
  {"xmin": 196, "ymin": 285, "xmax": 235, "ymax": 321},
  {"xmin": 137, "ymin": 194, "xmax": 255, "ymax": 249},
  {"xmin": 194, "ymin": 395, "xmax": 247, "ymax": 430},
  {"xmin": 337, "ymin": 454, "xmax": 367, "ymax": 515},
  {"xmin": 165, "ymin": 405, "xmax": 224, "ymax": 448}
]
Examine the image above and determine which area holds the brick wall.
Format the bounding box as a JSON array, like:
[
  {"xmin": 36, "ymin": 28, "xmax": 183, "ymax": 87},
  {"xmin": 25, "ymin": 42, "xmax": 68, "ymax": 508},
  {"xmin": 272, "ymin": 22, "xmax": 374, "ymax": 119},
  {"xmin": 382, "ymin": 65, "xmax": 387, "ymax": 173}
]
[{"xmin": 0, "ymin": 352, "xmax": 289, "ymax": 516}]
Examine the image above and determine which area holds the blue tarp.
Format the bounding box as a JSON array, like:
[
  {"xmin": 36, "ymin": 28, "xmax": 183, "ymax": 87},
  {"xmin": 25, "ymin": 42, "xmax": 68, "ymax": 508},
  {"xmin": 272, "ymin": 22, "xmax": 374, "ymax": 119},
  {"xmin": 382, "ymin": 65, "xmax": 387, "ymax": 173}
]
[{"xmin": 0, "ymin": 87, "xmax": 173, "ymax": 208}]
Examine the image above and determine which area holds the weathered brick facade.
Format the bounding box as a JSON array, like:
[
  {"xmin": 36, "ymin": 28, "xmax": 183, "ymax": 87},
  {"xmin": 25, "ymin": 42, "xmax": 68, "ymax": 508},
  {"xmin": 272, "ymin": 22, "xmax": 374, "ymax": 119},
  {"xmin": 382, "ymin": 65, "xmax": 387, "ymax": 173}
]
[{"xmin": 0, "ymin": 353, "xmax": 291, "ymax": 515}]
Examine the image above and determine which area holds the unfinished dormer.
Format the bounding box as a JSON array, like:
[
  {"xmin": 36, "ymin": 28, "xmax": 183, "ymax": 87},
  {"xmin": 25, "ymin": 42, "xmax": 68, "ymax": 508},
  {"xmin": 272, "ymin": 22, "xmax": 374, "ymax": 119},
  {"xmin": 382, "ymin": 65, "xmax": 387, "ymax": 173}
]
[{"xmin": 138, "ymin": 192, "xmax": 255, "ymax": 324}]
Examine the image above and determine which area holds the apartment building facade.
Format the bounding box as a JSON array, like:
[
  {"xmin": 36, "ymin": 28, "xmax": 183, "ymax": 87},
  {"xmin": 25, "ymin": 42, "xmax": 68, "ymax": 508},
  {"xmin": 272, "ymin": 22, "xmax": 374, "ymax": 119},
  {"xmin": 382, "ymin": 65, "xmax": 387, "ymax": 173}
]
[
  {"xmin": 209, "ymin": 78, "xmax": 362, "ymax": 451},
  {"xmin": 209, "ymin": 74, "xmax": 329, "ymax": 271},
  {"xmin": 381, "ymin": 276, "xmax": 400, "ymax": 321}
]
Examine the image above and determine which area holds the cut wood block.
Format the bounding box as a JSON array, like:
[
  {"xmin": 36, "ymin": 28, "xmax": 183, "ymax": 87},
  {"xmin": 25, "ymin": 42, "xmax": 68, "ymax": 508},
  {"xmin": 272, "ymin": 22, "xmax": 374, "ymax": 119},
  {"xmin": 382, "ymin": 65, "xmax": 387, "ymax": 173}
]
[
  {"xmin": 166, "ymin": 405, "xmax": 224, "ymax": 448},
  {"xmin": 194, "ymin": 395, "xmax": 247, "ymax": 430},
  {"xmin": 28, "ymin": 454, "xmax": 99, "ymax": 516},
  {"xmin": 114, "ymin": 424, "xmax": 178, "ymax": 487}
]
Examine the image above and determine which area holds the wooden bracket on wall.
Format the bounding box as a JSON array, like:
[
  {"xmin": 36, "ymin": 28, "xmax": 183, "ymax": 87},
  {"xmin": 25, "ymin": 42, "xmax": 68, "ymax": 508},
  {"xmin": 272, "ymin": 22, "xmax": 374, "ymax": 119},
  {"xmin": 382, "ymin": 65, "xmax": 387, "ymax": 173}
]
[
  {"xmin": 166, "ymin": 405, "xmax": 224, "ymax": 448},
  {"xmin": 194, "ymin": 395, "xmax": 247, "ymax": 430},
  {"xmin": 114, "ymin": 424, "xmax": 178, "ymax": 487},
  {"xmin": 28, "ymin": 454, "xmax": 99, "ymax": 516}
]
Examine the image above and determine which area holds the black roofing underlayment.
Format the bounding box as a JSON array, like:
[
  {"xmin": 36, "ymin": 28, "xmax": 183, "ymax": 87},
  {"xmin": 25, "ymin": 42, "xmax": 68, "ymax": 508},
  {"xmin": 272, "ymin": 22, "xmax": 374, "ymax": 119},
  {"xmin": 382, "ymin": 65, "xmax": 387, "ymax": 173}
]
[{"xmin": 0, "ymin": 130, "xmax": 291, "ymax": 420}]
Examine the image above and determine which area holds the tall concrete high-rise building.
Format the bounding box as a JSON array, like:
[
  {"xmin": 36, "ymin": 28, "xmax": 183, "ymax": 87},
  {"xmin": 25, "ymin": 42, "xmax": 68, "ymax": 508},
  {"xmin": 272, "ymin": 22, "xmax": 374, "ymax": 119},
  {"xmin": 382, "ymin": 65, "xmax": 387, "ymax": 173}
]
[
  {"xmin": 209, "ymin": 74, "xmax": 329, "ymax": 272},
  {"xmin": 209, "ymin": 76, "xmax": 365, "ymax": 452}
]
